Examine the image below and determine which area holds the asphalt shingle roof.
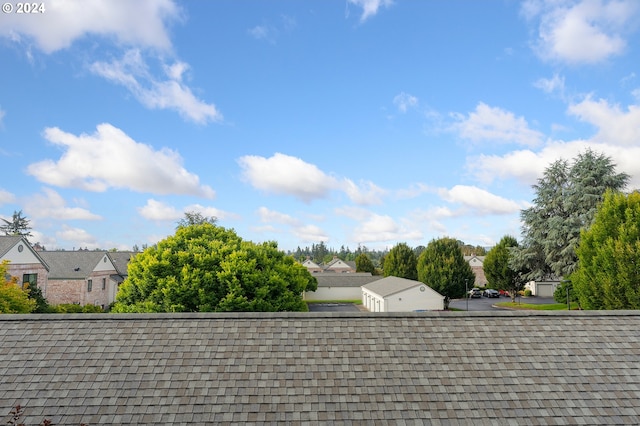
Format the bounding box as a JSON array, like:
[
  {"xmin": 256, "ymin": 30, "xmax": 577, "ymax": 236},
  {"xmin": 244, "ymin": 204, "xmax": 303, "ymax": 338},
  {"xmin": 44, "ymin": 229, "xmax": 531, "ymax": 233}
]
[
  {"xmin": 38, "ymin": 251, "xmax": 108, "ymax": 279},
  {"xmin": 315, "ymin": 272, "xmax": 382, "ymax": 288},
  {"xmin": 362, "ymin": 275, "xmax": 444, "ymax": 298},
  {"xmin": 1, "ymin": 311, "xmax": 639, "ymax": 425}
]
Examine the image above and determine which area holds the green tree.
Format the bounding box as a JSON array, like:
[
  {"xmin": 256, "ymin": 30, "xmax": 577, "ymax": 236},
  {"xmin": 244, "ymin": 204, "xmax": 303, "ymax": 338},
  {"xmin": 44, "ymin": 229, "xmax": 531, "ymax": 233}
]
[
  {"xmin": 176, "ymin": 211, "xmax": 217, "ymax": 228},
  {"xmin": 513, "ymin": 150, "xmax": 629, "ymax": 280},
  {"xmin": 484, "ymin": 235, "xmax": 527, "ymax": 302},
  {"xmin": 417, "ymin": 237, "xmax": 475, "ymax": 299},
  {"xmin": 1, "ymin": 210, "xmax": 32, "ymax": 238},
  {"xmin": 572, "ymin": 190, "xmax": 640, "ymax": 310},
  {"xmin": 112, "ymin": 223, "xmax": 317, "ymax": 313},
  {"xmin": 355, "ymin": 253, "xmax": 375, "ymax": 274},
  {"xmin": 383, "ymin": 243, "xmax": 418, "ymax": 280},
  {"xmin": 0, "ymin": 261, "xmax": 36, "ymax": 313}
]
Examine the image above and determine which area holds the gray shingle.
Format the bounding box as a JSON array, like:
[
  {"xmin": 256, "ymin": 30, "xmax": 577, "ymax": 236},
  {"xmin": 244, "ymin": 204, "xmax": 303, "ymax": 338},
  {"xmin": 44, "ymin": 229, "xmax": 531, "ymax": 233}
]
[{"xmin": 0, "ymin": 311, "xmax": 639, "ymax": 425}]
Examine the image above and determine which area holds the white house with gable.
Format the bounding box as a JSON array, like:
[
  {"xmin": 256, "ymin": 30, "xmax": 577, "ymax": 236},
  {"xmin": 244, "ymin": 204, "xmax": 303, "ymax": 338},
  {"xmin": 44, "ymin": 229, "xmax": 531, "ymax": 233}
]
[{"xmin": 362, "ymin": 276, "xmax": 445, "ymax": 312}]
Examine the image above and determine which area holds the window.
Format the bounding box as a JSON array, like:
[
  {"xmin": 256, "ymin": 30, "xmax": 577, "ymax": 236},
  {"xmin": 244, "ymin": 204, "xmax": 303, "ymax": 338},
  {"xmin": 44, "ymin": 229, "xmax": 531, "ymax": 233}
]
[
  {"xmin": 22, "ymin": 274, "xmax": 37, "ymax": 290},
  {"xmin": 102, "ymin": 278, "xmax": 106, "ymax": 290},
  {"xmin": 87, "ymin": 279, "xmax": 93, "ymax": 292}
]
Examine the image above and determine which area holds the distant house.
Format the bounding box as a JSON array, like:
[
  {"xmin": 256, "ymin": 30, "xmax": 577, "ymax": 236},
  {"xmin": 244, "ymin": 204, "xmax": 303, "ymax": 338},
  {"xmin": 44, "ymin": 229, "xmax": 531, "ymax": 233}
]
[
  {"xmin": 304, "ymin": 272, "xmax": 381, "ymax": 301},
  {"xmin": 465, "ymin": 255, "xmax": 487, "ymax": 287},
  {"xmin": 526, "ymin": 277, "xmax": 561, "ymax": 297},
  {"xmin": 301, "ymin": 255, "xmax": 356, "ymax": 274},
  {"xmin": 107, "ymin": 251, "xmax": 136, "ymax": 293},
  {"xmin": 362, "ymin": 276, "xmax": 445, "ymax": 312},
  {"xmin": 38, "ymin": 251, "xmax": 119, "ymax": 308},
  {"xmin": 0, "ymin": 236, "xmax": 49, "ymax": 294}
]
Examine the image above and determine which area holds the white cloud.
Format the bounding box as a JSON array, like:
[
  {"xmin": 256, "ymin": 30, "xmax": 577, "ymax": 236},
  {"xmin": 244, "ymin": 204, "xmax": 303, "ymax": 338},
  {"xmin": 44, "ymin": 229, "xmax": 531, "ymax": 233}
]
[
  {"xmin": 238, "ymin": 153, "xmax": 387, "ymax": 205},
  {"xmin": 524, "ymin": 0, "xmax": 638, "ymax": 64},
  {"xmin": 438, "ymin": 185, "xmax": 526, "ymax": 215},
  {"xmin": 352, "ymin": 213, "xmax": 422, "ymax": 244},
  {"xmin": 454, "ymin": 103, "xmax": 544, "ymax": 147},
  {"xmin": 238, "ymin": 153, "xmax": 338, "ymax": 202},
  {"xmin": 0, "ymin": 107, "xmax": 5, "ymax": 127},
  {"xmin": 55, "ymin": 224, "xmax": 99, "ymax": 249},
  {"xmin": 395, "ymin": 183, "xmax": 432, "ymax": 199},
  {"xmin": 0, "ymin": 0, "xmax": 181, "ymax": 53},
  {"xmin": 248, "ymin": 15, "xmax": 296, "ymax": 44},
  {"xmin": 534, "ymin": 73, "xmax": 566, "ymax": 95},
  {"xmin": 0, "ymin": 188, "xmax": 15, "ymax": 204},
  {"xmin": 27, "ymin": 123, "xmax": 215, "ymax": 198},
  {"xmin": 257, "ymin": 206, "xmax": 328, "ymax": 242},
  {"xmin": 90, "ymin": 50, "xmax": 222, "ymax": 124},
  {"xmin": 393, "ymin": 92, "xmax": 418, "ymax": 113},
  {"xmin": 568, "ymin": 97, "xmax": 640, "ymax": 145},
  {"xmin": 138, "ymin": 199, "xmax": 235, "ymax": 222},
  {"xmin": 347, "ymin": 0, "xmax": 393, "ymax": 22},
  {"xmin": 342, "ymin": 179, "xmax": 386, "ymax": 205},
  {"xmin": 24, "ymin": 188, "xmax": 102, "ymax": 220}
]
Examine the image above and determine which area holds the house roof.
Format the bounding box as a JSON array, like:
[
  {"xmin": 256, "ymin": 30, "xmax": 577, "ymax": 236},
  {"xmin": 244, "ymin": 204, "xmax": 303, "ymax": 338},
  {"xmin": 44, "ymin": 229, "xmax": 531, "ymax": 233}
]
[
  {"xmin": 107, "ymin": 251, "xmax": 136, "ymax": 276},
  {"xmin": 362, "ymin": 276, "xmax": 444, "ymax": 299},
  {"xmin": 315, "ymin": 272, "xmax": 382, "ymax": 288},
  {"xmin": 0, "ymin": 236, "xmax": 50, "ymax": 271},
  {"xmin": 38, "ymin": 251, "xmax": 111, "ymax": 279},
  {"xmin": 1, "ymin": 311, "xmax": 639, "ymax": 425}
]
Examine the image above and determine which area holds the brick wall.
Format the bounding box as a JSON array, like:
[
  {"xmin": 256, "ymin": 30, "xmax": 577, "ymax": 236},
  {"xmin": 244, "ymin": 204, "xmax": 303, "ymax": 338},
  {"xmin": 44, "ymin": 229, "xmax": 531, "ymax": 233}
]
[{"xmin": 5, "ymin": 263, "xmax": 49, "ymax": 295}]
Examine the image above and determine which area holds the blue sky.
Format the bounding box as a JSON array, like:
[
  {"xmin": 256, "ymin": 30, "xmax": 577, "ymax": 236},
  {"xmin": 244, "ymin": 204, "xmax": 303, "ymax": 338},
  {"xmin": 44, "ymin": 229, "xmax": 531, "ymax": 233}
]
[{"xmin": 1, "ymin": 0, "xmax": 640, "ymax": 252}]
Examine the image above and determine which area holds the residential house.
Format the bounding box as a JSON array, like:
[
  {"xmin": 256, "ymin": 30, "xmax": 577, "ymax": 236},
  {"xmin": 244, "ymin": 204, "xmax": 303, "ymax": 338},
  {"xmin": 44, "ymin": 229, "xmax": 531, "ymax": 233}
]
[
  {"xmin": 465, "ymin": 254, "xmax": 487, "ymax": 287},
  {"xmin": 301, "ymin": 255, "xmax": 356, "ymax": 274},
  {"xmin": 0, "ymin": 236, "xmax": 49, "ymax": 295},
  {"xmin": 38, "ymin": 251, "xmax": 119, "ymax": 308},
  {"xmin": 362, "ymin": 276, "xmax": 445, "ymax": 312},
  {"xmin": 304, "ymin": 272, "xmax": 381, "ymax": 301},
  {"xmin": 301, "ymin": 257, "xmax": 323, "ymax": 273},
  {"xmin": 2, "ymin": 311, "xmax": 638, "ymax": 424}
]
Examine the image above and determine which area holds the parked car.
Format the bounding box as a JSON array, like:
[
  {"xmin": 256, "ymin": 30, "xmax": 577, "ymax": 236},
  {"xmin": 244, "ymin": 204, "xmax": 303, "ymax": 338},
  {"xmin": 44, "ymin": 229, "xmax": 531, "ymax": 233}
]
[
  {"xmin": 483, "ymin": 289, "xmax": 499, "ymax": 298},
  {"xmin": 469, "ymin": 288, "xmax": 482, "ymax": 298},
  {"xmin": 498, "ymin": 289, "xmax": 510, "ymax": 297}
]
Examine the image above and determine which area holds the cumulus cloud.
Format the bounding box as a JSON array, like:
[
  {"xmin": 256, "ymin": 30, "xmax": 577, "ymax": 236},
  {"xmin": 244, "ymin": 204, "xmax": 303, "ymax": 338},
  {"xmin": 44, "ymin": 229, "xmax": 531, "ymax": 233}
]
[
  {"xmin": 138, "ymin": 199, "xmax": 235, "ymax": 221},
  {"xmin": 238, "ymin": 153, "xmax": 338, "ymax": 203},
  {"xmin": 56, "ymin": 224, "xmax": 99, "ymax": 249},
  {"xmin": 352, "ymin": 213, "xmax": 422, "ymax": 244},
  {"xmin": 347, "ymin": 0, "xmax": 393, "ymax": 22},
  {"xmin": 0, "ymin": 0, "xmax": 181, "ymax": 53},
  {"xmin": 90, "ymin": 50, "xmax": 222, "ymax": 124},
  {"xmin": 27, "ymin": 123, "xmax": 215, "ymax": 198},
  {"xmin": 238, "ymin": 153, "xmax": 387, "ymax": 205},
  {"xmin": 453, "ymin": 103, "xmax": 544, "ymax": 147},
  {"xmin": 523, "ymin": 0, "xmax": 639, "ymax": 64},
  {"xmin": 342, "ymin": 179, "xmax": 386, "ymax": 205},
  {"xmin": 393, "ymin": 92, "xmax": 418, "ymax": 113},
  {"xmin": 24, "ymin": 188, "xmax": 102, "ymax": 220},
  {"xmin": 395, "ymin": 183, "xmax": 432, "ymax": 200},
  {"xmin": 0, "ymin": 188, "xmax": 15, "ymax": 204},
  {"xmin": 568, "ymin": 97, "xmax": 640, "ymax": 146},
  {"xmin": 438, "ymin": 185, "xmax": 527, "ymax": 215},
  {"xmin": 257, "ymin": 206, "xmax": 328, "ymax": 242}
]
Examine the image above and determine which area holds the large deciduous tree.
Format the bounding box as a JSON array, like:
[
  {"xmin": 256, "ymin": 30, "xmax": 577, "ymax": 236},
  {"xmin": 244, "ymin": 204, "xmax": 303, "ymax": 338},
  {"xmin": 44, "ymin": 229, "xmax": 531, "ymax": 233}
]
[
  {"xmin": 383, "ymin": 243, "xmax": 418, "ymax": 280},
  {"xmin": 512, "ymin": 150, "xmax": 628, "ymax": 280},
  {"xmin": 112, "ymin": 223, "xmax": 317, "ymax": 313},
  {"xmin": 417, "ymin": 237, "xmax": 475, "ymax": 300},
  {"xmin": 572, "ymin": 190, "xmax": 640, "ymax": 310},
  {"xmin": 484, "ymin": 235, "xmax": 527, "ymax": 302}
]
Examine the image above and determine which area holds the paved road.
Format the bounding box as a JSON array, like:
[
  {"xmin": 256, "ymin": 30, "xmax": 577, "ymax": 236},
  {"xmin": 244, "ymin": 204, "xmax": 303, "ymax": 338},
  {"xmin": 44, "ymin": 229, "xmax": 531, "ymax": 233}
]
[
  {"xmin": 308, "ymin": 303, "xmax": 361, "ymax": 312},
  {"xmin": 449, "ymin": 296, "xmax": 556, "ymax": 311}
]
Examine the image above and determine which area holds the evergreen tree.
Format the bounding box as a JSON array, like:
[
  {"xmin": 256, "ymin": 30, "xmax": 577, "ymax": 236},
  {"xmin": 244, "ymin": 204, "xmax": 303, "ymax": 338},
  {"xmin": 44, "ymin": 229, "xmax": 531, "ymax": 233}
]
[
  {"xmin": 383, "ymin": 243, "xmax": 418, "ymax": 280},
  {"xmin": 484, "ymin": 235, "xmax": 527, "ymax": 302},
  {"xmin": 417, "ymin": 237, "xmax": 475, "ymax": 299},
  {"xmin": 0, "ymin": 210, "xmax": 32, "ymax": 238},
  {"xmin": 513, "ymin": 150, "xmax": 628, "ymax": 280},
  {"xmin": 572, "ymin": 190, "xmax": 640, "ymax": 310},
  {"xmin": 355, "ymin": 253, "xmax": 375, "ymax": 274}
]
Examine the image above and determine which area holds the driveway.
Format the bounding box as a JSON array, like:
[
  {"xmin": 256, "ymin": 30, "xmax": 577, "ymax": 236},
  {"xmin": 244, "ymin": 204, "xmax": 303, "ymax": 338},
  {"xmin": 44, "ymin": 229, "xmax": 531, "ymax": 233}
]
[{"xmin": 449, "ymin": 296, "xmax": 556, "ymax": 311}]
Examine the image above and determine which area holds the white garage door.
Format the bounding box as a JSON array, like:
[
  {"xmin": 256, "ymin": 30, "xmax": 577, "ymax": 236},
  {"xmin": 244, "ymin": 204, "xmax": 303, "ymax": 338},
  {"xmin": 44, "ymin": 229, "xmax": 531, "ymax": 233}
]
[{"xmin": 537, "ymin": 283, "xmax": 554, "ymax": 297}]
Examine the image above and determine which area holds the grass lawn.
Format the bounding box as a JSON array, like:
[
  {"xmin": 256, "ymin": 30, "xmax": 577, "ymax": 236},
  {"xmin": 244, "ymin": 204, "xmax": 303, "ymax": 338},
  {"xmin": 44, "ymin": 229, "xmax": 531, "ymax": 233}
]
[{"xmin": 494, "ymin": 301, "xmax": 578, "ymax": 310}]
